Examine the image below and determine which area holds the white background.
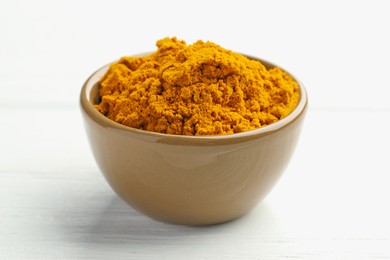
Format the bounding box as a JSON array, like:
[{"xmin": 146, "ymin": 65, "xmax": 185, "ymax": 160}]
[{"xmin": 1, "ymin": 0, "xmax": 389, "ymax": 259}]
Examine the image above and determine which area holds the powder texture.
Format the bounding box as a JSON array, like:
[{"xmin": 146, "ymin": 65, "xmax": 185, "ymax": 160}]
[{"xmin": 95, "ymin": 37, "xmax": 300, "ymax": 136}]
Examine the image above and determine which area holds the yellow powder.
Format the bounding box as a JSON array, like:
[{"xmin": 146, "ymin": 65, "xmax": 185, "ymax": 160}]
[{"xmin": 95, "ymin": 37, "xmax": 300, "ymax": 136}]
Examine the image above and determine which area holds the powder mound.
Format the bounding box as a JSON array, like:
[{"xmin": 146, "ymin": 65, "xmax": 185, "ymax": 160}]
[{"xmin": 95, "ymin": 37, "xmax": 300, "ymax": 136}]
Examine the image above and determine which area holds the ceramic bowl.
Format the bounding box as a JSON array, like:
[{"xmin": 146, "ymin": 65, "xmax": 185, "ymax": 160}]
[{"xmin": 80, "ymin": 55, "xmax": 308, "ymax": 225}]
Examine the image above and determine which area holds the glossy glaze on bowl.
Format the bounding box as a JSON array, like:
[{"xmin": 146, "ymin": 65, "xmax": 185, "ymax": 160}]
[{"xmin": 80, "ymin": 56, "xmax": 308, "ymax": 225}]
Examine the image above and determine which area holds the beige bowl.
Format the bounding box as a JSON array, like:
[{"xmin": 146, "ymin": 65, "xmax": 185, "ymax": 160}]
[{"xmin": 80, "ymin": 56, "xmax": 308, "ymax": 226}]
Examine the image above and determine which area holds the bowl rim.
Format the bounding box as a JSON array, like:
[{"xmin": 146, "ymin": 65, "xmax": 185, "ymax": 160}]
[{"xmin": 80, "ymin": 54, "xmax": 308, "ymax": 145}]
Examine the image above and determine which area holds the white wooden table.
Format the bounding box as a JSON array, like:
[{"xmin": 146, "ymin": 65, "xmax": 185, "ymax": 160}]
[{"xmin": 1, "ymin": 1, "xmax": 389, "ymax": 259}]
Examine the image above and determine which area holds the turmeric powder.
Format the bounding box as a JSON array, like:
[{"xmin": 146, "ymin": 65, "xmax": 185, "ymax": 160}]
[{"xmin": 95, "ymin": 37, "xmax": 300, "ymax": 136}]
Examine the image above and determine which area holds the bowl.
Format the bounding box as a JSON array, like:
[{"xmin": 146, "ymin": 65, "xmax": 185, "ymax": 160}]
[{"xmin": 80, "ymin": 55, "xmax": 308, "ymax": 226}]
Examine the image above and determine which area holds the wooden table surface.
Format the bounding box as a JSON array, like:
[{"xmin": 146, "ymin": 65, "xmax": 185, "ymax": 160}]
[{"xmin": 1, "ymin": 1, "xmax": 389, "ymax": 259}]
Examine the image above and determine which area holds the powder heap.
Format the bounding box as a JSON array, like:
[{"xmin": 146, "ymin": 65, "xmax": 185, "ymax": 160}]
[{"xmin": 95, "ymin": 37, "xmax": 300, "ymax": 136}]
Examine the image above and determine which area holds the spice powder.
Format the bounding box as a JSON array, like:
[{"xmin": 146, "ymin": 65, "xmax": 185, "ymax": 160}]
[{"xmin": 95, "ymin": 37, "xmax": 300, "ymax": 136}]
